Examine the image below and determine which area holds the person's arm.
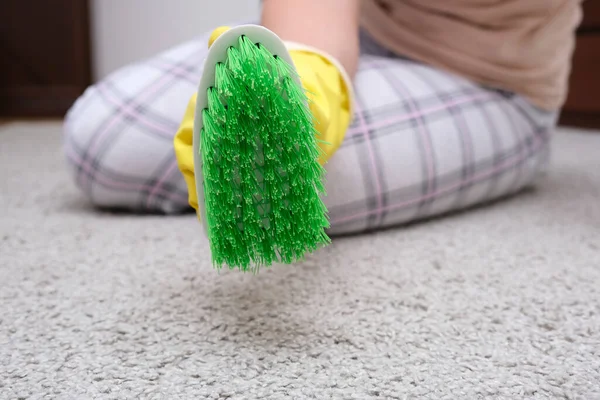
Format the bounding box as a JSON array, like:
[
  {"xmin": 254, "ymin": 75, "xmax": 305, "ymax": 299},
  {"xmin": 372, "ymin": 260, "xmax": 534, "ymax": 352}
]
[{"xmin": 261, "ymin": 0, "xmax": 360, "ymax": 78}]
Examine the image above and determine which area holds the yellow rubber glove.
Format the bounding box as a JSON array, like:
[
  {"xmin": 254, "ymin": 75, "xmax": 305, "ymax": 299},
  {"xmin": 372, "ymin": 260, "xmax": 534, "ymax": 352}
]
[
  {"xmin": 288, "ymin": 46, "xmax": 353, "ymax": 165},
  {"xmin": 173, "ymin": 26, "xmax": 353, "ymax": 215}
]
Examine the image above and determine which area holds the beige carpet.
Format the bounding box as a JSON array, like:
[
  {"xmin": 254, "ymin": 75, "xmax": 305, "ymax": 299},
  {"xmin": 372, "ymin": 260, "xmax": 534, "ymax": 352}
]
[{"xmin": 1, "ymin": 121, "xmax": 599, "ymax": 399}]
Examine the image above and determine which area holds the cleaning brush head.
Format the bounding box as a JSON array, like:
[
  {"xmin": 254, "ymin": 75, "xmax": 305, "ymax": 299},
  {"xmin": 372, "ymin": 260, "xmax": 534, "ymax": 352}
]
[{"xmin": 194, "ymin": 26, "xmax": 330, "ymax": 272}]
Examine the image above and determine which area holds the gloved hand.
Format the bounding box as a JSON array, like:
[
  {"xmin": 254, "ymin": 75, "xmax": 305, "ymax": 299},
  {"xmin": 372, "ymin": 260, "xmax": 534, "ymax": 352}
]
[
  {"xmin": 174, "ymin": 26, "xmax": 354, "ymax": 215},
  {"xmin": 287, "ymin": 44, "xmax": 353, "ymax": 165}
]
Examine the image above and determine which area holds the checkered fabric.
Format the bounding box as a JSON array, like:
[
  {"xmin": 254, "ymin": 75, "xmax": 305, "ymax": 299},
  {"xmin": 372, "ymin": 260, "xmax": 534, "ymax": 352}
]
[{"xmin": 63, "ymin": 29, "xmax": 558, "ymax": 235}]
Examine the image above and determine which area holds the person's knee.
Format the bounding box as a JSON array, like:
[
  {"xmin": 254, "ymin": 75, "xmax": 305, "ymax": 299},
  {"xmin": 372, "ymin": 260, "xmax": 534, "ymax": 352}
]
[{"xmin": 63, "ymin": 83, "xmax": 192, "ymax": 214}]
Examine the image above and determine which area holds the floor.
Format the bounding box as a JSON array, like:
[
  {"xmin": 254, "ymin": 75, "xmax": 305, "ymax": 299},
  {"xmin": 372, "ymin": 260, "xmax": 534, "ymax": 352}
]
[{"xmin": 1, "ymin": 121, "xmax": 599, "ymax": 399}]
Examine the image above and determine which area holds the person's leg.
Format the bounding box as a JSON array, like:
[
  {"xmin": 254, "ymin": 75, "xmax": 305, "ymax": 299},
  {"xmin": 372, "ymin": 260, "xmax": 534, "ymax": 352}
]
[
  {"xmin": 64, "ymin": 23, "xmax": 556, "ymax": 234},
  {"xmin": 63, "ymin": 35, "xmax": 210, "ymax": 213},
  {"xmin": 323, "ymin": 31, "xmax": 557, "ymax": 235}
]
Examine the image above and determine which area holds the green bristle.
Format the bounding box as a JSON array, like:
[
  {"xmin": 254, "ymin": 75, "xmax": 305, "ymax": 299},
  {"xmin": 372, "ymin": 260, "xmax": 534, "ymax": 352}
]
[{"xmin": 200, "ymin": 34, "xmax": 330, "ymax": 272}]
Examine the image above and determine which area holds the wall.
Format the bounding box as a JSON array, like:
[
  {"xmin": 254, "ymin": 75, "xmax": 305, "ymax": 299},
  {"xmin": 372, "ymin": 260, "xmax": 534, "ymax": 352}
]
[{"xmin": 91, "ymin": 0, "xmax": 259, "ymax": 81}]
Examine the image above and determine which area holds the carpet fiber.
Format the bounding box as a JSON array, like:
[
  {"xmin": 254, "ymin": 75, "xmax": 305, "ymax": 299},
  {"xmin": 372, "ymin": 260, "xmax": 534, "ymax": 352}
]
[{"xmin": 1, "ymin": 122, "xmax": 599, "ymax": 399}]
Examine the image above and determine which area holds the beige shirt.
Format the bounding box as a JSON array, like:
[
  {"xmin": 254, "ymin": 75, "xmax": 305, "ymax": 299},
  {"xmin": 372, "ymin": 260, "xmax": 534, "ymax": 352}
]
[{"xmin": 361, "ymin": 0, "xmax": 584, "ymax": 110}]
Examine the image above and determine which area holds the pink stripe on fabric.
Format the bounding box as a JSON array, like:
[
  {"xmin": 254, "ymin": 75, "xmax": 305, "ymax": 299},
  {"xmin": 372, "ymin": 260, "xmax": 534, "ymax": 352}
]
[
  {"xmin": 332, "ymin": 129, "xmax": 544, "ymax": 225},
  {"xmin": 347, "ymin": 92, "xmax": 493, "ymax": 138},
  {"xmin": 96, "ymin": 84, "xmax": 176, "ymax": 138},
  {"xmin": 353, "ymin": 100, "xmax": 384, "ymax": 223},
  {"xmin": 65, "ymin": 145, "xmax": 188, "ymax": 205},
  {"xmin": 151, "ymin": 60, "xmax": 200, "ymax": 84},
  {"xmin": 146, "ymin": 160, "xmax": 180, "ymax": 208}
]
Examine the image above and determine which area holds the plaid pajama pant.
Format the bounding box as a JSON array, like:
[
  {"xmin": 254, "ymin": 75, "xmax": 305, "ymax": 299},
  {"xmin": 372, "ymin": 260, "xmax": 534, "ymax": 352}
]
[{"xmin": 63, "ymin": 29, "xmax": 558, "ymax": 235}]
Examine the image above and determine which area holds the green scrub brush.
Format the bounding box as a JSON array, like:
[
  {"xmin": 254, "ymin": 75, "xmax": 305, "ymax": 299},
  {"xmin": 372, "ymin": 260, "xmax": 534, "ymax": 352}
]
[{"xmin": 193, "ymin": 25, "xmax": 330, "ymax": 272}]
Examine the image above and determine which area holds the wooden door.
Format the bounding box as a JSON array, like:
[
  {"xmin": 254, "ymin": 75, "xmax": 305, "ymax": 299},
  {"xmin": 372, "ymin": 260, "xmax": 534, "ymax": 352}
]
[
  {"xmin": 560, "ymin": 1, "xmax": 600, "ymax": 129},
  {"xmin": 0, "ymin": 0, "xmax": 91, "ymax": 117}
]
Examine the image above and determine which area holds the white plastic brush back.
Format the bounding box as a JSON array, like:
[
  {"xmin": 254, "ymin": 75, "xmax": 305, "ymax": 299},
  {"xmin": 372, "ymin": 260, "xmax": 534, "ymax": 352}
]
[{"xmin": 192, "ymin": 24, "xmax": 299, "ymax": 236}]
